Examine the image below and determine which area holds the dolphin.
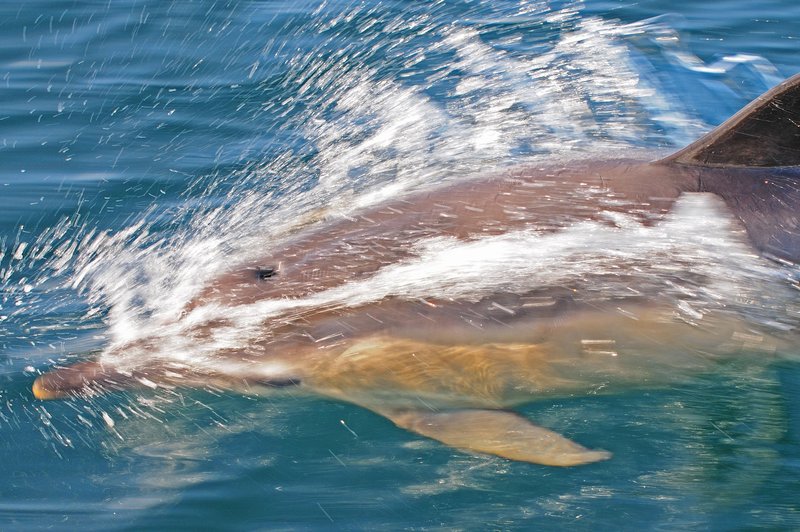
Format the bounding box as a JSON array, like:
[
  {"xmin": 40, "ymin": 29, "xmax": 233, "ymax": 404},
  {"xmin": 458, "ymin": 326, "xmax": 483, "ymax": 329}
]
[{"xmin": 31, "ymin": 74, "xmax": 800, "ymax": 466}]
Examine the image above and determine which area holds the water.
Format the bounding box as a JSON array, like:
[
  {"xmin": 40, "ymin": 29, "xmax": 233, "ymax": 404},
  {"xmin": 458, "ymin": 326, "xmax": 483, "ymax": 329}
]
[{"xmin": 2, "ymin": 0, "xmax": 800, "ymax": 529}]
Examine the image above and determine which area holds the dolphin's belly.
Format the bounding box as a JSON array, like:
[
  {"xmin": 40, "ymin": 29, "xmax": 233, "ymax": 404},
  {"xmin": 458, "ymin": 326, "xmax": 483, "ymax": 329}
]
[{"xmin": 284, "ymin": 303, "xmax": 781, "ymax": 410}]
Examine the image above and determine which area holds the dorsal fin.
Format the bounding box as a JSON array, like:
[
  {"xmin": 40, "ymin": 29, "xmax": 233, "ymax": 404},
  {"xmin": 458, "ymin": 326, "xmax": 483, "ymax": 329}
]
[{"xmin": 662, "ymin": 73, "xmax": 800, "ymax": 167}]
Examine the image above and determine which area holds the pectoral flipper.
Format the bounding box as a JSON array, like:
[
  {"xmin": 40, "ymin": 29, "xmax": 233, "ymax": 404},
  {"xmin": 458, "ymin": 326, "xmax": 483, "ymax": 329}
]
[{"xmin": 380, "ymin": 408, "xmax": 611, "ymax": 466}]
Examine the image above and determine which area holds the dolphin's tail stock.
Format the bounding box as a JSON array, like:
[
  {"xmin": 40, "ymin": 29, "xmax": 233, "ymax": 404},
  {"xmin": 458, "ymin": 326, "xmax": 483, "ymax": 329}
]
[{"xmin": 659, "ymin": 73, "xmax": 800, "ymax": 263}]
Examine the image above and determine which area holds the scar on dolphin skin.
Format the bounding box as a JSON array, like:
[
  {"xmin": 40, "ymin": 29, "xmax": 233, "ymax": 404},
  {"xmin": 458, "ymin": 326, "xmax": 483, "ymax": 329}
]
[{"xmin": 32, "ymin": 73, "xmax": 800, "ymax": 466}]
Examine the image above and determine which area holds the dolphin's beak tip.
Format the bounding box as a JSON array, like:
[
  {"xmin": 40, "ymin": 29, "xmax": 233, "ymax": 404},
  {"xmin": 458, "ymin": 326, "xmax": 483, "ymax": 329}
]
[{"xmin": 32, "ymin": 377, "xmax": 56, "ymax": 400}]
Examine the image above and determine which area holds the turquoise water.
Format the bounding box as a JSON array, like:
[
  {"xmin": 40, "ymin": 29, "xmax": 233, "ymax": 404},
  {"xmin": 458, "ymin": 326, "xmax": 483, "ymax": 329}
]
[{"xmin": 2, "ymin": 0, "xmax": 800, "ymax": 529}]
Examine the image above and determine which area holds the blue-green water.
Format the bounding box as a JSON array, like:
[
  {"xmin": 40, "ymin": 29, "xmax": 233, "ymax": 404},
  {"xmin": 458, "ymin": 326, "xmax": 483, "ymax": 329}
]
[{"xmin": 2, "ymin": 1, "xmax": 800, "ymax": 529}]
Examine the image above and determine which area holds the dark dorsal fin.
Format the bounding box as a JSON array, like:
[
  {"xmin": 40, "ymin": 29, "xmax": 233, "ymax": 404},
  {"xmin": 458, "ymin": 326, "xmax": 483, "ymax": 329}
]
[{"xmin": 662, "ymin": 73, "xmax": 800, "ymax": 167}]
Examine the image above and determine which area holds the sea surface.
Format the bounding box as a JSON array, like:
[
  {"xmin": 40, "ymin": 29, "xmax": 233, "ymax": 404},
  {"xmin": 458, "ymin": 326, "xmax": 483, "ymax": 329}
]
[{"xmin": 2, "ymin": 0, "xmax": 800, "ymax": 530}]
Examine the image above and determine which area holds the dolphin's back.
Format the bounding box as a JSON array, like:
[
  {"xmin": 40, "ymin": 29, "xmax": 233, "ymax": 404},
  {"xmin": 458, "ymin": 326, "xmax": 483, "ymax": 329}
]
[
  {"xmin": 697, "ymin": 166, "xmax": 800, "ymax": 263},
  {"xmin": 656, "ymin": 73, "xmax": 800, "ymax": 264}
]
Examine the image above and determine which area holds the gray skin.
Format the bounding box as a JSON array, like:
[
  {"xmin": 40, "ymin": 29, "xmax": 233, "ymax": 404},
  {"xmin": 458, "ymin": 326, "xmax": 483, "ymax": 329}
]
[{"xmin": 32, "ymin": 74, "xmax": 800, "ymax": 466}]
